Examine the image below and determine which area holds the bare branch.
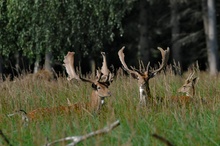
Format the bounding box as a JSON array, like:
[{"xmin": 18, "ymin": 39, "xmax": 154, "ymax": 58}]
[
  {"xmin": 152, "ymin": 133, "xmax": 175, "ymax": 146},
  {"xmin": 8, "ymin": 110, "xmax": 29, "ymax": 123},
  {"xmin": 0, "ymin": 129, "xmax": 12, "ymax": 146},
  {"xmin": 45, "ymin": 120, "xmax": 120, "ymax": 146}
]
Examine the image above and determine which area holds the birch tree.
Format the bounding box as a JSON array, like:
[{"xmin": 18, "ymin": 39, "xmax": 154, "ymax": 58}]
[
  {"xmin": 202, "ymin": 0, "xmax": 219, "ymax": 75},
  {"xmin": 170, "ymin": 0, "xmax": 181, "ymax": 68},
  {"xmin": 138, "ymin": 0, "xmax": 150, "ymax": 63}
]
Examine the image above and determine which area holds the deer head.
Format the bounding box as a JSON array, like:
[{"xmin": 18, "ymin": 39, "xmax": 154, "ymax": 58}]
[
  {"xmin": 118, "ymin": 46, "xmax": 170, "ymax": 106},
  {"xmin": 178, "ymin": 72, "xmax": 198, "ymax": 97},
  {"xmin": 63, "ymin": 51, "xmax": 112, "ymax": 112}
]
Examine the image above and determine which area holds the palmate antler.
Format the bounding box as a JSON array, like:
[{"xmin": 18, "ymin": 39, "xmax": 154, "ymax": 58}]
[
  {"xmin": 100, "ymin": 52, "xmax": 109, "ymax": 76},
  {"xmin": 63, "ymin": 52, "xmax": 80, "ymax": 81},
  {"xmin": 151, "ymin": 47, "xmax": 170, "ymax": 75},
  {"xmin": 118, "ymin": 46, "xmax": 170, "ymax": 106},
  {"xmin": 63, "ymin": 52, "xmax": 112, "ymax": 85},
  {"xmin": 99, "ymin": 52, "xmax": 114, "ymax": 83},
  {"xmin": 63, "ymin": 51, "xmax": 112, "ymax": 112},
  {"xmin": 118, "ymin": 46, "xmax": 170, "ymax": 79}
]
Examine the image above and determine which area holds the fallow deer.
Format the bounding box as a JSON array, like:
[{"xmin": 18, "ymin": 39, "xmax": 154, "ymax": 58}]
[
  {"xmin": 172, "ymin": 72, "xmax": 199, "ymax": 103},
  {"xmin": 118, "ymin": 46, "xmax": 170, "ymax": 106},
  {"xmin": 9, "ymin": 51, "xmax": 112, "ymax": 123},
  {"xmin": 64, "ymin": 51, "xmax": 113, "ymax": 107}
]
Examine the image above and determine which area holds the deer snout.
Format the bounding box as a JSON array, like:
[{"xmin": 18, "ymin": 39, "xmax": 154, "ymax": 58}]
[
  {"xmin": 177, "ymin": 86, "xmax": 185, "ymax": 93},
  {"xmin": 107, "ymin": 91, "xmax": 111, "ymax": 96}
]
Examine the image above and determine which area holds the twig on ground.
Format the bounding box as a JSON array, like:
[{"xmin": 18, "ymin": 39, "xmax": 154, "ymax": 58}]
[
  {"xmin": 0, "ymin": 129, "xmax": 12, "ymax": 146},
  {"xmin": 45, "ymin": 120, "xmax": 120, "ymax": 146},
  {"xmin": 152, "ymin": 133, "xmax": 174, "ymax": 146}
]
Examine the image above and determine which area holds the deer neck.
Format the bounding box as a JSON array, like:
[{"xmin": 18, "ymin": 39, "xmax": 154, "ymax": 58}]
[
  {"xmin": 89, "ymin": 90, "xmax": 102, "ymax": 112},
  {"xmin": 139, "ymin": 82, "xmax": 152, "ymax": 106},
  {"xmin": 186, "ymin": 86, "xmax": 195, "ymax": 98}
]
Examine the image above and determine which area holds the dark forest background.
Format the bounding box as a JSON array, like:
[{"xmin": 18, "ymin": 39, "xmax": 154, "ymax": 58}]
[{"xmin": 0, "ymin": 0, "xmax": 219, "ymax": 79}]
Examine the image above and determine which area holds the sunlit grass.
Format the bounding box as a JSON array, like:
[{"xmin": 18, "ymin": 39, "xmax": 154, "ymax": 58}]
[{"xmin": 0, "ymin": 70, "xmax": 220, "ymax": 145}]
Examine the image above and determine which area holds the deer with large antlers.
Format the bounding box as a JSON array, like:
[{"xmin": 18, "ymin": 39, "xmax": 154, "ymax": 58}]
[
  {"xmin": 118, "ymin": 46, "xmax": 170, "ymax": 106},
  {"xmin": 9, "ymin": 51, "xmax": 112, "ymax": 123},
  {"xmin": 63, "ymin": 51, "xmax": 112, "ymax": 111}
]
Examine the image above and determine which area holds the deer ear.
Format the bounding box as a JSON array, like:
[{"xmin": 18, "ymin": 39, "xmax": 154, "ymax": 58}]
[
  {"xmin": 192, "ymin": 77, "xmax": 199, "ymax": 85},
  {"xmin": 148, "ymin": 72, "xmax": 156, "ymax": 78},
  {"xmin": 103, "ymin": 81, "xmax": 110, "ymax": 87},
  {"xmin": 92, "ymin": 83, "xmax": 97, "ymax": 90},
  {"xmin": 131, "ymin": 73, "xmax": 139, "ymax": 80}
]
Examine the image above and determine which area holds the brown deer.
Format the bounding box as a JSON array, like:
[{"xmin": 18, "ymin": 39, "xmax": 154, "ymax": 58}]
[
  {"xmin": 118, "ymin": 46, "xmax": 170, "ymax": 106},
  {"xmin": 172, "ymin": 72, "xmax": 199, "ymax": 103},
  {"xmin": 9, "ymin": 51, "xmax": 112, "ymax": 123},
  {"xmin": 63, "ymin": 51, "xmax": 113, "ymax": 108}
]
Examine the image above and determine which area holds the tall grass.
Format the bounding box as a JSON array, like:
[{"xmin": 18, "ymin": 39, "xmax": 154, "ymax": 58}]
[{"xmin": 0, "ymin": 70, "xmax": 220, "ymax": 146}]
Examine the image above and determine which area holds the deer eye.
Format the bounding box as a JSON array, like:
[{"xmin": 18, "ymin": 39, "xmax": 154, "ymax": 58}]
[{"xmin": 97, "ymin": 86, "xmax": 101, "ymax": 90}]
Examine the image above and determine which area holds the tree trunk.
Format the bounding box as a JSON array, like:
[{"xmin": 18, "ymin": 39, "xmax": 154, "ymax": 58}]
[
  {"xmin": 14, "ymin": 51, "xmax": 20, "ymax": 75},
  {"xmin": 170, "ymin": 1, "xmax": 181, "ymax": 72},
  {"xmin": 44, "ymin": 50, "xmax": 52, "ymax": 71},
  {"xmin": 34, "ymin": 55, "xmax": 40, "ymax": 73},
  {"xmin": 0, "ymin": 55, "xmax": 3, "ymax": 82},
  {"xmin": 202, "ymin": 0, "xmax": 219, "ymax": 75},
  {"xmin": 90, "ymin": 58, "xmax": 96, "ymax": 77},
  {"xmin": 138, "ymin": 0, "xmax": 149, "ymax": 64}
]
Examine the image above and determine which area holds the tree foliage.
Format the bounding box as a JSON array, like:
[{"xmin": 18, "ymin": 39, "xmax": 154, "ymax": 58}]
[
  {"xmin": 0, "ymin": 0, "xmax": 134, "ymax": 73},
  {"xmin": 0, "ymin": 0, "xmax": 219, "ymax": 76}
]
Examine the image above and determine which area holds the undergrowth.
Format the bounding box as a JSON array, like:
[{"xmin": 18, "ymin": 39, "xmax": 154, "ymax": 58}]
[{"xmin": 0, "ymin": 71, "xmax": 220, "ymax": 146}]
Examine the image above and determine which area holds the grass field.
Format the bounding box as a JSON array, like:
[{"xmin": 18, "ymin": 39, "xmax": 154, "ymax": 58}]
[{"xmin": 0, "ymin": 70, "xmax": 220, "ymax": 146}]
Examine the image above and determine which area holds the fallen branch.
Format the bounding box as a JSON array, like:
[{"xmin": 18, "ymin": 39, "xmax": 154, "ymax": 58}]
[
  {"xmin": 152, "ymin": 133, "xmax": 174, "ymax": 146},
  {"xmin": 45, "ymin": 120, "xmax": 120, "ymax": 146},
  {"xmin": 0, "ymin": 129, "xmax": 12, "ymax": 146}
]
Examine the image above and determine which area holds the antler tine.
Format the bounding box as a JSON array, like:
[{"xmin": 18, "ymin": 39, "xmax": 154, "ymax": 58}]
[
  {"xmin": 108, "ymin": 72, "xmax": 114, "ymax": 82},
  {"xmin": 63, "ymin": 52, "xmax": 80, "ymax": 81},
  {"xmin": 79, "ymin": 76, "xmax": 95, "ymax": 84},
  {"xmin": 186, "ymin": 71, "xmax": 195, "ymax": 81},
  {"xmin": 146, "ymin": 62, "xmax": 151, "ymax": 74},
  {"xmin": 118, "ymin": 46, "xmax": 139, "ymax": 76},
  {"xmin": 102, "ymin": 71, "xmax": 112, "ymax": 83},
  {"xmin": 96, "ymin": 69, "xmax": 103, "ymax": 82},
  {"xmin": 151, "ymin": 47, "xmax": 170, "ymax": 75}
]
